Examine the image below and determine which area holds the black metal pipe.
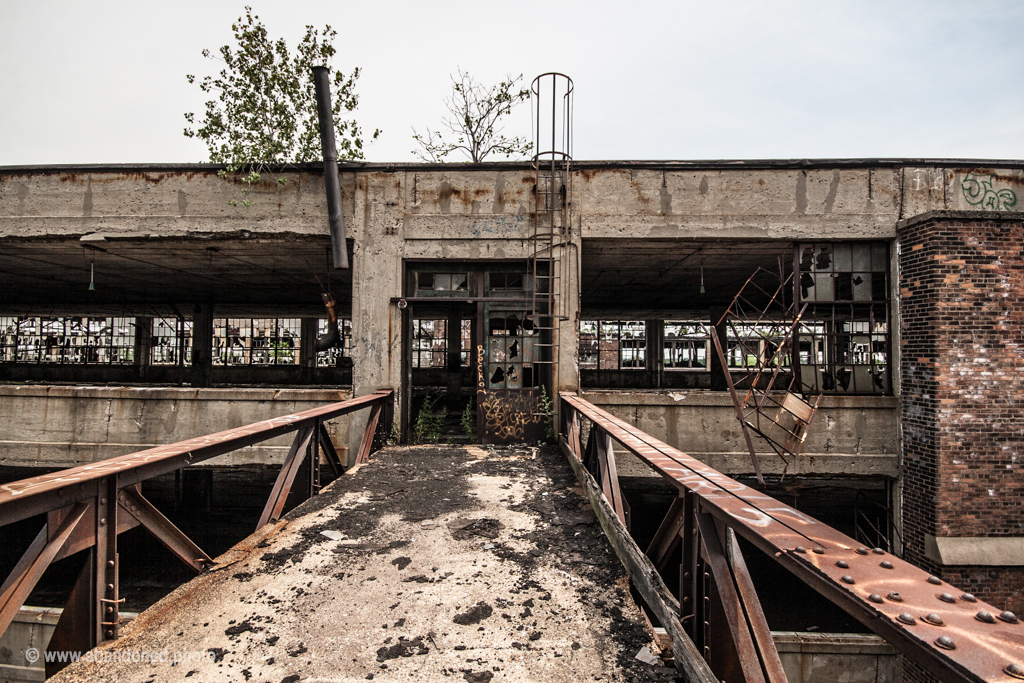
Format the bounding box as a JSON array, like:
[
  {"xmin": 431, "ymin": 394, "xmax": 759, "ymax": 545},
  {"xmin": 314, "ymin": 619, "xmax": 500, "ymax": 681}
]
[
  {"xmin": 312, "ymin": 66, "xmax": 348, "ymax": 269},
  {"xmin": 315, "ymin": 292, "xmax": 340, "ymax": 352}
]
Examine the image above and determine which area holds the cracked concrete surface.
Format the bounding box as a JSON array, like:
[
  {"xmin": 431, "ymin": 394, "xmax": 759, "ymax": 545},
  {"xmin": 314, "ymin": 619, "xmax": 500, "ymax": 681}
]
[{"xmin": 51, "ymin": 445, "xmax": 676, "ymax": 683}]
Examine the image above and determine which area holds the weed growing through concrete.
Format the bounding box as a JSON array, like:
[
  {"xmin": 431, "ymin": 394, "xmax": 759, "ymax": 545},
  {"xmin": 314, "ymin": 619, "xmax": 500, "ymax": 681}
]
[
  {"xmin": 461, "ymin": 402, "xmax": 475, "ymax": 438},
  {"xmin": 413, "ymin": 395, "xmax": 445, "ymax": 443}
]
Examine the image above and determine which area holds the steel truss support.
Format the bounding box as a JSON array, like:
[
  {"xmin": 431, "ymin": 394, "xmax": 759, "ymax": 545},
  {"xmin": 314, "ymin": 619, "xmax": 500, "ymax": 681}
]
[
  {"xmin": 559, "ymin": 392, "xmax": 1024, "ymax": 683},
  {"xmin": 0, "ymin": 390, "xmax": 394, "ymax": 672}
]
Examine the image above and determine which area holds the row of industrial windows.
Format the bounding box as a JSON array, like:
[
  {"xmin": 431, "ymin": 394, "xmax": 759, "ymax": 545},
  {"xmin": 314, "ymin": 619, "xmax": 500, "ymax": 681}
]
[
  {"xmin": 0, "ymin": 317, "xmax": 351, "ymax": 367},
  {"xmin": 578, "ymin": 314, "xmax": 889, "ymax": 394},
  {"xmin": 578, "ymin": 240, "xmax": 892, "ymax": 395}
]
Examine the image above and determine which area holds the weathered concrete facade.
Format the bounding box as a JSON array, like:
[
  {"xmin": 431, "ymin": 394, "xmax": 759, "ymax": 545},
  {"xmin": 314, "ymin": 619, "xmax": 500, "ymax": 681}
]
[
  {"xmin": 0, "ymin": 386, "xmax": 353, "ymax": 468},
  {"xmin": 3, "ymin": 159, "xmax": 1024, "ymax": 613}
]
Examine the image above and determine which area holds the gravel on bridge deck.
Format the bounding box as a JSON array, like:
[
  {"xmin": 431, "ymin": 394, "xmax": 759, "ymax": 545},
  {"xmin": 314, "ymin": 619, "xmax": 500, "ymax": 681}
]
[{"xmin": 52, "ymin": 444, "xmax": 678, "ymax": 683}]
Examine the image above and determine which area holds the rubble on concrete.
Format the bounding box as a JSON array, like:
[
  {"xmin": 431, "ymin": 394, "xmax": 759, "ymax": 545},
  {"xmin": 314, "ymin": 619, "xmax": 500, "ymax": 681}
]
[{"xmin": 51, "ymin": 445, "xmax": 676, "ymax": 683}]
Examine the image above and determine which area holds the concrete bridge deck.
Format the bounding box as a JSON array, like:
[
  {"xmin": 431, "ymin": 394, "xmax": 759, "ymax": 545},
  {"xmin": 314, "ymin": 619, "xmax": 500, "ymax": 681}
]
[{"xmin": 51, "ymin": 445, "xmax": 674, "ymax": 683}]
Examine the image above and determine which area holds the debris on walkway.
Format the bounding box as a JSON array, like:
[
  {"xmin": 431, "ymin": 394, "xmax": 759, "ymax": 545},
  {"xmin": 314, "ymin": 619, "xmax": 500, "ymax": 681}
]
[{"xmin": 52, "ymin": 445, "xmax": 676, "ymax": 682}]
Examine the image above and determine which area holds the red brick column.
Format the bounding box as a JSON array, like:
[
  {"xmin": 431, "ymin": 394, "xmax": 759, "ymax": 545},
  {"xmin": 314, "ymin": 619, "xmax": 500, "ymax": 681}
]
[{"xmin": 898, "ymin": 211, "xmax": 1024, "ymax": 613}]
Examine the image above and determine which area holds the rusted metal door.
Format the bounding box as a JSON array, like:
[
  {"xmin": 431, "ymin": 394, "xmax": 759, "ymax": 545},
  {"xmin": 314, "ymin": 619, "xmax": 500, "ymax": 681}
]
[{"xmin": 477, "ymin": 305, "xmax": 546, "ymax": 444}]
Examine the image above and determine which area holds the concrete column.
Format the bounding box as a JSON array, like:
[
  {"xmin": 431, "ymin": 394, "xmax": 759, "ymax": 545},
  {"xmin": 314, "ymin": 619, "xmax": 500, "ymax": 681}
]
[
  {"xmin": 300, "ymin": 318, "xmax": 318, "ymax": 384},
  {"xmin": 709, "ymin": 307, "xmax": 729, "ymax": 391},
  {"xmin": 133, "ymin": 317, "xmax": 152, "ymax": 382},
  {"xmin": 349, "ymin": 171, "xmax": 405, "ymax": 462},
  {"xmin": 190, "ymin": 304, "xmax": 213, "ymax": 388}
]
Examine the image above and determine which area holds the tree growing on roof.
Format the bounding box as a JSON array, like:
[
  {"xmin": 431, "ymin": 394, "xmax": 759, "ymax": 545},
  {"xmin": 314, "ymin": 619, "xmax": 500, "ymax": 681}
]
[
  {"xmin": 412, "ymin": 70, "xmax": 532, "ymax": 163},
  {"xmin": 184, "ymin": 6, "xmax": 379, "ymax": 205}
]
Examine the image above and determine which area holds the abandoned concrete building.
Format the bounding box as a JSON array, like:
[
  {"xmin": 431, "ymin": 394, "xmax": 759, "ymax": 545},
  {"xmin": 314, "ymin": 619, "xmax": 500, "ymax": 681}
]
[{"xmin": 1, "ymin": 152, "xmax": 1023, "ymax": 682}]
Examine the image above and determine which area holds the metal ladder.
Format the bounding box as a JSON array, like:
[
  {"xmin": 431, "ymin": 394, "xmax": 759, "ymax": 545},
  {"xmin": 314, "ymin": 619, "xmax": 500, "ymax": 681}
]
[
  {"xmin": 530, "ymin": 160, "xmax": 567, "ymax": 385},
  {"xmin": 529, "ymin": 72, "xmax": 574, "ymax": 391}
]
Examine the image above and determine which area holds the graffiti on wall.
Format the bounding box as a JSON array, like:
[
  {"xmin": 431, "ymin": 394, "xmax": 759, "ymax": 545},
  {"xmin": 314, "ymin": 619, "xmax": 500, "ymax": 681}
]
[
  {"xmin": 479, "ymin": 390, "xmax": 544, "ymax": 442},
  {"xmin": 962, "ymin": 173, "xmax": 1017, "ymax": 211}
]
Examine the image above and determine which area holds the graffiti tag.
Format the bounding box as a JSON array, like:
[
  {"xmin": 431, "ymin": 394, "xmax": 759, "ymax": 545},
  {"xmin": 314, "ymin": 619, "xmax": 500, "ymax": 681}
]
[{"xmin": 962, "ymin": 172, "xmax": 1017, "ymax": 211}]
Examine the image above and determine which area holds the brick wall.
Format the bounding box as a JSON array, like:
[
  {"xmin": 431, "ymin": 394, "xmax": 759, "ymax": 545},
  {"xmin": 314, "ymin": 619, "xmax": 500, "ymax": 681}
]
[{"xmin": 899, "ymin": 211, "xmax": 1024, "ymax": 613}]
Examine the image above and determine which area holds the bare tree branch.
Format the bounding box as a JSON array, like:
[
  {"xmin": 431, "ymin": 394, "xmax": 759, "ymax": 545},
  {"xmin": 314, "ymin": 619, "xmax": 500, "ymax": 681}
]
[{"xmin": 412, "ymin": 69, "xmax": 532, "ymax": 163}]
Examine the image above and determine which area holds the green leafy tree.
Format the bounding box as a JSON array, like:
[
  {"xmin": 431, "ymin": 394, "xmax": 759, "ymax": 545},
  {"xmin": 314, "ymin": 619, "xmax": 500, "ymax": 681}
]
[
  {"xmin": 185, "ymin": 6, "xmax": 378, "ymax": 205},
  {"xmin": 412, "ymin": 69, "xmax": 532, "ymax": 163}
]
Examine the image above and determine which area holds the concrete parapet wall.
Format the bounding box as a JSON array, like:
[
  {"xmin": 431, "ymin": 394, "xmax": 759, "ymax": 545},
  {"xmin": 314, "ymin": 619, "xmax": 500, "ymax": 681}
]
[
  {"xmin": 772, "ymin": 632, "xmax": 898, "ymax": 683},
  {"xmin": 0, "ymin": 385, "xmax": 353, "ymax": 469},
  {"xmin": 581, "ymin": 389, "xmax": 899, "ymax": 477}
]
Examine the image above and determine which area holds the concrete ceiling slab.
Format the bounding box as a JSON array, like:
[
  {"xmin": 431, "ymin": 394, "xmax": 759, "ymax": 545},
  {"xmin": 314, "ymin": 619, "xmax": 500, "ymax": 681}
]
[{"xmin": 0, "ymin": 236, "xmax": 352, "ymax": 317}]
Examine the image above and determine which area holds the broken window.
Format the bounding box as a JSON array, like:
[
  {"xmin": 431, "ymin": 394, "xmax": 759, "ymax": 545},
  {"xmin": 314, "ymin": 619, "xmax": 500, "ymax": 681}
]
[
  {"xmin": 487, "ymin": 311, "xmax": 535, "ymax": 389},
  {"xmin": 725, "ymin": 323, "xmax": 789, "ymax": 369},
  {"xmin": 488, "ymin": 272, "xmax": 525, "ymax": 293},
  {"xmin": 315, "ymin": 318, "xmax": 353, "ymax": 368},
  {"xmin": 151, "ymin": 318, "xmax": 192, "ymax": 366},
  {"xmin": 412, "ymin": 319, "xmax": 448, "ymax": 369},
  {"xmin": 796, "ymin": 242, "xmax": 891, "ymax": 395},
  {"xmin": 213, "ymin": 318, "xmax": 301, "ymax": 366},
  {"xmin": 0, "ymin": 316, "xmax": 135, "ymax": 365},
  {"xmin": 663, "ymin": 322, "xmax": 708, "ymax": 370},
  {"xmin": 578, "ymin": 320, "xmax": 646, "ymax": 370},
  {"xmin": 416, "ymin": 272, "xmax": 468, "ymax": 293}
]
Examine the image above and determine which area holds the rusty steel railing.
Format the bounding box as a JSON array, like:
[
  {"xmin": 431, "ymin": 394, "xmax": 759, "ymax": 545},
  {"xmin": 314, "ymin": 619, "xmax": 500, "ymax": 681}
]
[
  {"xmin": 559, "ymin": 392, "xmax": 1024, "ymax": 683},
  {"xmin": 0, "ymin": 389, "xmax": 392, "ymax": 675}
]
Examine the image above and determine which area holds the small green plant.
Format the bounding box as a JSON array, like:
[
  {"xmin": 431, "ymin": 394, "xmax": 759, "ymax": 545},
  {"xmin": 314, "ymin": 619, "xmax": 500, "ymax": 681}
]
[
  {"xmin": 538, "ymin": 385, "xmax": 555, "ymax": 442},
  {"xmin": 386, "ymin": 421, "xmax": 400, "ymax": 446},
  {"xmin": 461, "ymin": 402, "xmax": 475, "ymax": 437},
  {"xmin": 413, "ymin": 395, "xmax": 445, "ymax": 443}
]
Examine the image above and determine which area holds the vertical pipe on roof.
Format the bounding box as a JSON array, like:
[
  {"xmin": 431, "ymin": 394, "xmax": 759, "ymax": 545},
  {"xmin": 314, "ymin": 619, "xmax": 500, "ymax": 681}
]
[{"xmin": 312, "ymin": 66, "xmax": 349, "ymax": 270}]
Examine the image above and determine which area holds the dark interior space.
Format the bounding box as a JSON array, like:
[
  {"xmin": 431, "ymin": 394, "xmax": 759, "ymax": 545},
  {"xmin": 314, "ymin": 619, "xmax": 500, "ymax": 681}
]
[
  {"xmin": 0, "ymin": 465, "xmax": 333, "ymax": 613},
  {"xmin": 621, "ymin": 475, "xmax": 892, "ymax": 633},
  {"xmin": 580, "ymin": 239, "xmax": 794, "ymax": 316}
]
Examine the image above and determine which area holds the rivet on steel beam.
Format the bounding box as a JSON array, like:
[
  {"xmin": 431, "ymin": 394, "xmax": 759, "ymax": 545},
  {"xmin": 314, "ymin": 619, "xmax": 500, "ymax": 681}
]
[
  {"xmin": 961, "ymin": 593, "xmax": 977, "ymax": 603},
  {"xmin": 107, "ymin": 560, "xmax": 114, "ymax": 567},
  {"xmin": 684, "ymin": 572, "xmax": 691, "ymax": 579},
  {"xmin": 812, "ymin": 547, "xmax": 824, "ymax": 554},
  {"xmin": 872, "ymin": 548, "xmax": 885, "ymax": 555},
  {"xmin": 927, "ymin": 576, "xmax": 942, "ymax": 585},
  {"xmin": 855, "ymin": 547, "xmax": 868, "ymax": 555},
  {"xmin": 99, "ymin": 517, "xmax": 106, "ymax": 526},
  {"xmin": 887, "ymin": 592, "xmax": 903, "ymax": 602},
  {"xmin": 938, "ymin": 593, "xmax": 955, "ymax": 603},
  {"xmin": 683, "ymin": 597, "xmax": 690, "ymax": 603},
  {"xmin": 795, "ymin": 546, "xmax": 807, "ymax": 554},
  {"xmin": 106, "ymin": 607, "xmax": 113, "ymax": 614},
  {"xmin": 934, "ymin": 636, "xmax": 955, "ymax": 650},
  {"xmin": 841, "ymin": 575, "xmax": 855, "ymax": 584},
  {"xmin": 869, "ymin": 594, "xmax": 883, "ymax": 604},
  {"xmin": 1005, "ymin": 663, "xmax": 1024, "ymax": 680},
  {"xmin": 880, "ymin": 561, "xmax": 894, "ymax": 569},
  {"xmin": 897, "ymin": 613, "xmax": 916, "ymax": 625},
  {"xmin": 976, "ymin": 611, "xmax": 996, "ymax": 624},
  {"xmin": 1000, "ymin": 611, "xmax": 1020, "ymax": 624},
  {"xmin": 107, "ymin": 584, "xmax": 114, "ymax": 591},
  {"xmin": 106, "ymin": 629, "xmax": 114, "ymax": 638},
  {"xmin": 836, "ymin": 560, "xmax": 849, "ymax": 569},
  {"xmin": 101, "ymin": 498, "xmax": 107, "ymax": 505},
  {"xmin": 923, "ymin": 613, "xmax": 944, "ymax": 626}
]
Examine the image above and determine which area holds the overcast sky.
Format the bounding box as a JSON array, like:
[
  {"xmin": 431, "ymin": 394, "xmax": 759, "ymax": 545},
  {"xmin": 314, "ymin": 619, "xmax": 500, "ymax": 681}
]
[{"xmin": 3, "ymin": 0, "xmax": 1023, "ymax": 165}]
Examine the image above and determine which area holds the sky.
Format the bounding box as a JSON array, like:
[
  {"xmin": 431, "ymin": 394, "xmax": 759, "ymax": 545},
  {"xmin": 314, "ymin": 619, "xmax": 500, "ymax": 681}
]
[{"xmin": 2, "ymin": 0, "xmax": 1024, "ymax": 165}]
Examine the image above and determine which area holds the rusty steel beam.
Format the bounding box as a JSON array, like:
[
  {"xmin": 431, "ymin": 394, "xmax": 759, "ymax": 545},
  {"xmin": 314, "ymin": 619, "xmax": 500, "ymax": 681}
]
[
  {"xmin": 258, "ymin": 426, "xmax": 315, "ymax": 530},
  {"xmin": 0, "ymin": 390, "xmax": 393, "ymax": 527},
  {"xmin": 697, "ymin": 511, "xmax": 766, "ymax": 683},
  {"xmin": 319, "ymin": 423, "xmax": 344, "ymax": 477},
  {"xmin": 560, "ymin": 392, "xmax": 1024, "ymax": 683},
  {"xmin": 722, "ymin": 524, "xmax": 786, "ymax": 683},
  {"xmin": 355, "ymin": 403, "xmax": 383, "ymax": 465},
  {"xmin": 119, "ymin": 486, "xmax": 212, "ymax": 572},
  {"xmin": 0, "ymin": 502, "xmax": 88, "ymax": 638},
  {"xmin": 646, "ymin": 494, "xmax": 685, "ymax": 574}
]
